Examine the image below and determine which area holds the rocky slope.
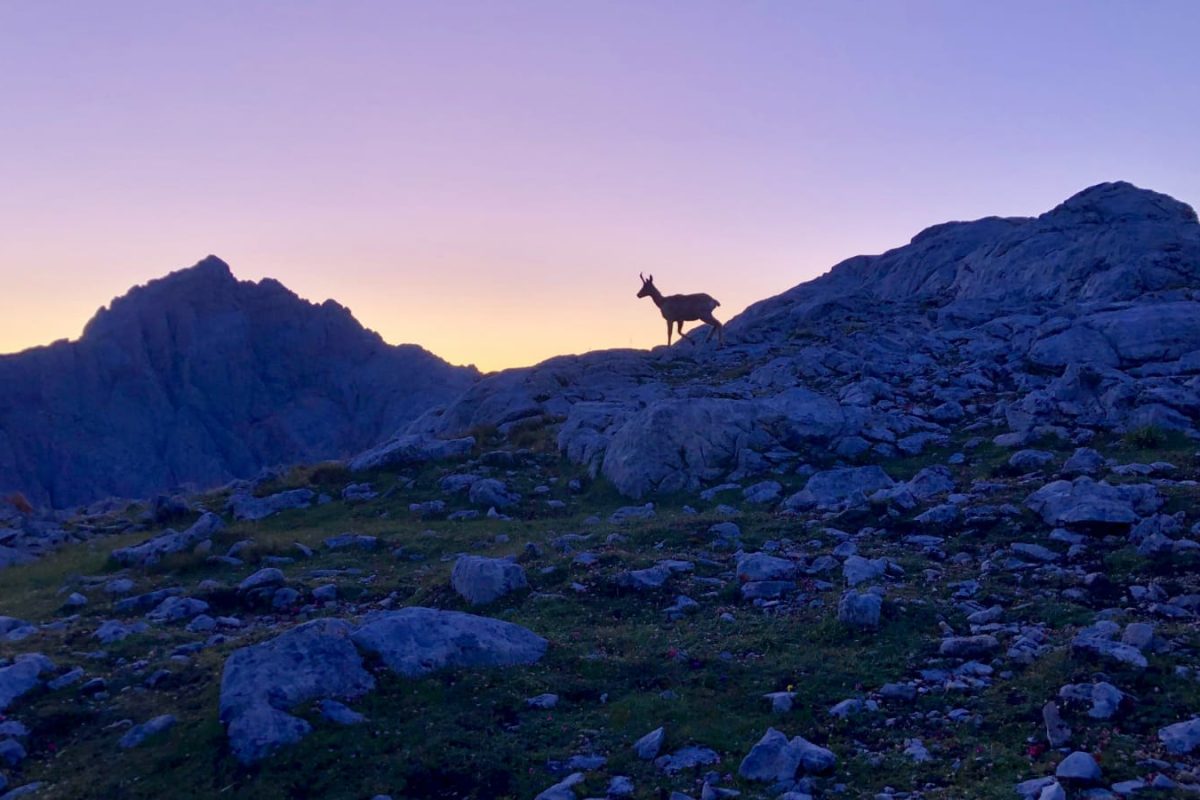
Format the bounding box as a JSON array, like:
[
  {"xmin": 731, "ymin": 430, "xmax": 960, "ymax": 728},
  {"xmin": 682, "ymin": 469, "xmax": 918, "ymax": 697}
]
[
  {"xmin": 0, "ymin": 181, "xmax": 1199, "ymax": 800},
  {"xmin": 406, "ymin": 181, "xmax": 1200, "ymax": 499},
  {"xmin": 0, "ymin": 256, "xmax": 478, "ymax": 508},
  {"xmin": 1, "ymin": 369, "xmax": 1199, "ymax": 799}
]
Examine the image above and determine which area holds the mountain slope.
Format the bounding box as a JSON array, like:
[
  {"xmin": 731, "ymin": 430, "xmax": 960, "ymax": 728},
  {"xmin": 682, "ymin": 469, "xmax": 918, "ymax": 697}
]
[
  {"xmin": 0, "ymin": 256, "xmax": 478, "ymax": 507},
  {"xmin": 402, "ymin": 181, "xmax": 1200, "ymax": 499},
  {"xmin": 730, "ymin": 181, "xmax": 1200, "ymax": 338}
]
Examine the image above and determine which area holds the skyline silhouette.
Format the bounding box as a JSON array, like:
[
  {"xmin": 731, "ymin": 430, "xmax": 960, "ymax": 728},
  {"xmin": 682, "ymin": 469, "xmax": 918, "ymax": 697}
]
[{"xmin": 2, "ymin": 1, "xmax": 1198, "ymax": 370}]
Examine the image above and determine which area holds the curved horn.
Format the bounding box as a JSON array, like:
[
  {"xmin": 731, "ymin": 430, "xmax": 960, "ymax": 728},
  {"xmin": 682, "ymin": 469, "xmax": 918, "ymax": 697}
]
[{"xmin": 639, "ymin": 272, "xmax": 646, "ymax": 282}]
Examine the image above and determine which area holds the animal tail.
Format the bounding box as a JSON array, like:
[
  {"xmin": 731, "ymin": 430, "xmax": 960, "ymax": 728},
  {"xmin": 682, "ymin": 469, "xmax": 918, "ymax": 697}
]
[{"xmin": 713, "ymin": 299, "xmax": 721, "ymax": 308}]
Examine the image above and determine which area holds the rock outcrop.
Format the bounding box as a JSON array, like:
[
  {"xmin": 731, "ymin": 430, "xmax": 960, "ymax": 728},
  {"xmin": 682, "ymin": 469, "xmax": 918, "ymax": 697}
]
[
  {"xmin": 395, "ymin": 181, "xmax": 1200, "ymax": 499},
  {"xmin": 218, "ymin": 609, "xmax": 547, "ymax": 762}
]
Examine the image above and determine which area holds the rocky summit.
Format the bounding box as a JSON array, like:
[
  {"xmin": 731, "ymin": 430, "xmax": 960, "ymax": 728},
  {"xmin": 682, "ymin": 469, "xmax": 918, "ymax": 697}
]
[
  {"xmin": 0, "ymin": 181, "xmax": 1199, "ymax": 799},
  {"xmin": 0, "ymin": 256, "xmax": 478, "ymax": 508}
]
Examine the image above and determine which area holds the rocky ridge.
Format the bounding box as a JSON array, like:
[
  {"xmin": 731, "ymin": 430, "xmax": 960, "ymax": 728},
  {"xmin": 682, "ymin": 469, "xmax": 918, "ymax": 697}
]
[
  {"xmin": 406, "ymin": 181, "xmax": 1200, "ymax": 501},
  {"xmin": 0, "ymin": 256, "xmax": 478, "ymax": 508}
]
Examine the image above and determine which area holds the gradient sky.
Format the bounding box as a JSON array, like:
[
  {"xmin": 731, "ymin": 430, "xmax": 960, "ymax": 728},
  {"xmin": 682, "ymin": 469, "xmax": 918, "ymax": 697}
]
[{"xmin": 2, "ymin": 1, "xmax": 1198, "ymax": 371}]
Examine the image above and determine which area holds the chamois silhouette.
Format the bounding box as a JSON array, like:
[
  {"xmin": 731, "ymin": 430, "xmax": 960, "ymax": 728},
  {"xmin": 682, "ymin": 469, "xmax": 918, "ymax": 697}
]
[{"xmin": 636, "ymin": 273, "xmax": 724, "ymax": 347}]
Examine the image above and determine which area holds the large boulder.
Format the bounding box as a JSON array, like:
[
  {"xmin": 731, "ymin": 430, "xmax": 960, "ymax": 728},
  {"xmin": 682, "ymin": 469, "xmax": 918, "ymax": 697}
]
[
  {"xmin": 1029, "ymin": 326, "xmax": 1121, "ymax": 369},
  {"xmin": 760, "ymin": 387, "xmax": 851, "ymax": 445},
  {"xmin": 1087, "ymin": 302, "xmax": 1200, "ymax": 365},
  {"xmin": 0, "ymin": 654, "xmax": 54, "ymax": 712},
  {"xmin": 467, "ymin": 479, "xmax": 521, "ymax": 509},
  {"xmin": 229, "ymin": 489, "xmax": 315, "ymax": 521},
  {"xmin": 1026, "ymin": 477, "xmax": 1161, "ymax": 530},
  {"xmin": 736, "ymin": 553, "xmax": 797, "ymax": 583},
  {"xmin": 600, "ymin": 399, "xmax": 759, "ymax": 498},
  {"xmin": 784, "ymin": 466, "xmax": 895, "ymax": 511},
  {"xmin": 348, "ymin": 434, "xmax": 475, "ymax": 472},
  {"xmin": 557, "ymin": 401, "xmax": 636, "ymax": 473},
  {"xmin": 1071, "ymin": 623, "xmax": 1148, "ymax": 669},
  {"xmin": 450, "ymin": 556, "xmax": 528, "ymax": 605},
  {"xmin": 1160, "ymin": 719, "xmax": 1200, "ymax": 754},
  {"xmin": 112, "ymin": 512, "xmax": 225, "ymax": 566},
  {"xmin": 219, "ymin": 619, "xmax": 375, "ymax": 763},
  {"xmin": 226, "ymin": 705, "xmax": 314, "ymax": 765},
  {"xmin": 351, "ymin": 607, "xmax": 548, "ymax": 678}
]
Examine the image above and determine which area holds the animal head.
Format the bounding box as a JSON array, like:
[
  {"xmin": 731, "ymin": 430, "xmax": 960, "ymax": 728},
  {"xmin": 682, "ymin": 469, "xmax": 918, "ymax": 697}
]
[{"xmin": 636, "ymin": 272, "xmax": 655, "ymax": 298}]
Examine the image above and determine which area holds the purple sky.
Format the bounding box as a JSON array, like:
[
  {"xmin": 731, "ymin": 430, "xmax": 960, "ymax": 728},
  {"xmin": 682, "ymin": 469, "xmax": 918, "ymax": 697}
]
[{"xmin": 2, "ymin": 1, "xmax": 1198, "ymax": 370}]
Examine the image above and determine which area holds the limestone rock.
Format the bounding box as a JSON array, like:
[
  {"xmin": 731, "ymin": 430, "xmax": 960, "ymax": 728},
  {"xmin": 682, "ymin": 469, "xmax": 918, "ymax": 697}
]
[
  {"xmin": 119, "ymin": 715, "xmax": 176, "ymax": 748},
  {"xmin": 1026, "ymin": 477, "xmax": 1160, "ymax": 530},
  {"xmin": 0, "ymin": 654, "xmax": 54, "ymax": 712},
  {"xmin": 219, "ymin": 618, "xmax": 374, "ymax": 763},
  {"xmin": 1160, "ymin": 718, "xmax": 1200, "ymax": 754},
  {"xmin": 112, "ymin": 512, "xmax": 225, "ymax": 566},
  {"xmin": 450, "ymin": 555, "xmax": 528, "ymax": 605},
  {"xmin": 349, "ymin": 434, "xmax": 476, "ymax": 472},
  {"xmin": 351, "ymin": 607, "xmax": 547, "ymax": 677},
  {"xmin": 1055, "ymin": 751, "xmax": 1102, "ymax": 783},
  {"xmin": 738, "ymin": 727, "xmax": 836, "ymax": 782},
  {"xmin": 601, "ymin": 399, "xmax": 758, "ymax": 498},
  {"xmin": 838, "ymin": 590, "xmax": 882, "ymax": 629},
  {"xmin": 229, "ymin": 489, "xmax": 315, "ymax": 521},
  {"xmin": 736, "ymin": 553, "xmax": 796, "ymax": 583}
]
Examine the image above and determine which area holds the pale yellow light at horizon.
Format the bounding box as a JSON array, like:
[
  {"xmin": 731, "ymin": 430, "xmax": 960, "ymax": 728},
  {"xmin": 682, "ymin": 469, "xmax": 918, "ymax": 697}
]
[{"xmin": 0, "ymin": 250, "xmax": 821, "ymax": 373}]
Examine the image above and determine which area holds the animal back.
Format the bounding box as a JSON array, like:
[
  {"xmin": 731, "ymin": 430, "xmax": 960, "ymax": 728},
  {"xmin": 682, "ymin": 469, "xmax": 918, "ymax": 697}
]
[{"xmin": 662, "ymin": 293, "xmax": 720, "ymax": 320}]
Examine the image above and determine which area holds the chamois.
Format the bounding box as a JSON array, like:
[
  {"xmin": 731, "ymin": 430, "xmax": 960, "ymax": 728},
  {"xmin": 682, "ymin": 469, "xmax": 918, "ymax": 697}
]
[{"xmin": 636, "ymin": 273, "xmax": 724, "ymax": 347}]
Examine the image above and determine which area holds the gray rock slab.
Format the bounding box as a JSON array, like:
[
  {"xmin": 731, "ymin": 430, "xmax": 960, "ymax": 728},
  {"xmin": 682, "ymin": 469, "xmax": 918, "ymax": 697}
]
[
  {"xmin": 450, "ymin": 555, "xmax": 528, "ymax": 605},
  {"xmin": 351, "ymin": 607, "xmax": 547, "ymax": 678},
  {"xmin": 219, "ymin": 618, "xmax": 375, "ymax": 763}
]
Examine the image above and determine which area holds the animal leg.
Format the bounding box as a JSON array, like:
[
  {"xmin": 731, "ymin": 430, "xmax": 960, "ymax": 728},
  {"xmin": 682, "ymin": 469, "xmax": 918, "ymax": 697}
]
[
  {"xmin": 677, "ymin": 320, "xmax": 696, "ymax": 344},
  {"xmin": 701, "ymin": 313, "xmax": 725, "ymax": 347},
  {"xmin": 666, "ymin": 319, "xmax": 673, "ymax": 346}
]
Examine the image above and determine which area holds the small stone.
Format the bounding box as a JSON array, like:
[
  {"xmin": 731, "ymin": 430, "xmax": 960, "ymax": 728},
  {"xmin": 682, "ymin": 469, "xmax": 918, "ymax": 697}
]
[
  {"xmin": 1037, "ymin": 782, "xmax": 1067, "ymax": 800},
  {"xmin": 608, "ymin": 775, "xmax": 635, "ymax": 797},
  {"xmin": 238, "ymin": 568, "xmax": 285, "ymax": 592},
  {"xmin": 318, "ymin": 698, "xmax": 366, "ymax": 725},
  {"xmin": 312, "ymin": 584, "xmax": 338, "ymax": 602},
  {"xmin": 1121, "ymin": 622, "xmax": 1154, "ymax": 651},
  {"xmin": 0, "ymin": 738, "xmax": 27, "ymax": 766},
  {"xmin": 1055, "ymin": 750, "xmax": 1101, "ymax": 783},
  {"xmin": 526, "ymin": 693, "xmax": 559, "ymax": 709},
  {"xmin": 938, "ymin": 635, "xmax": 999, "ymax": 659},
  {"xmin": 451, "ymin": 555, "xmax": 528, "ymax": 605},
  {"xmin": 634, "ymin": 726, "xmax": 665, "ymax": 760},
  {"xmin": 271, "ymin": 587, "xmax": 301, "ymax": 610},
  {"xmin": 838, "ymin": 590, "xmax": 882, "ymax": 629},
  {"xmin": 119, "ymin": 714, "xmax": 176, "ymax": 748},
  {"xmin": 1043, "ymin": 701, "xmax": 1071, "ymax": 748},
  {"xmin": 47, "ymin": 667, "xmax": 84, "ymax": 691}
]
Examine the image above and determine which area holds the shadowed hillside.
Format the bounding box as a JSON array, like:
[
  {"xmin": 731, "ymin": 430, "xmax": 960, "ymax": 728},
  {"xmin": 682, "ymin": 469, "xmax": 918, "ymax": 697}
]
[{"xmin": 0, "ymin": 256, "xmax": 478, "ymax": 507}]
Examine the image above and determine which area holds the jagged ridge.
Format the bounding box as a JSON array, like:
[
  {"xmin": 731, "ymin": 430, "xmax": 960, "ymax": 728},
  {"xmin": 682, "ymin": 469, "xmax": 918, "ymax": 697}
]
[{"xmin": 0, "ymin": 256, "xmax": 478, "ymax": 507}]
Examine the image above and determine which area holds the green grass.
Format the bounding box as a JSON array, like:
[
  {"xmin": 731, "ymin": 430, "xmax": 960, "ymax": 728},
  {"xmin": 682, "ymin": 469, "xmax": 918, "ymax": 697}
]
[{"xmin": 2, "ymin": 433, "xmax": 1199, "ymax": 799}]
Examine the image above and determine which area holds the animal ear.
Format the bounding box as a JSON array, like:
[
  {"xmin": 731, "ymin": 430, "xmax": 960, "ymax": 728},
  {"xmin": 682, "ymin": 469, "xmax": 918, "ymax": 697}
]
[{"xmin": 648, "ymin": 274, "xmax": 654, "ymax": 282}]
